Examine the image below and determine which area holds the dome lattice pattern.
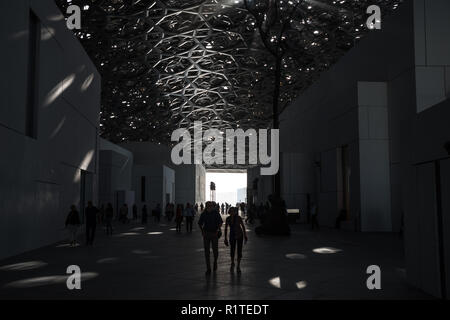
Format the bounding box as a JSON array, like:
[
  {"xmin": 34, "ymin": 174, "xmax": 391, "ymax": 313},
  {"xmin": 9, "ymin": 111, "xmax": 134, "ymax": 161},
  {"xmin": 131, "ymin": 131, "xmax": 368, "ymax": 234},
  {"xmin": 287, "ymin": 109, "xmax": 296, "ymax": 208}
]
[{"xmin": 56, "ymin": 0, "xmax": 402, "ymax": 146}]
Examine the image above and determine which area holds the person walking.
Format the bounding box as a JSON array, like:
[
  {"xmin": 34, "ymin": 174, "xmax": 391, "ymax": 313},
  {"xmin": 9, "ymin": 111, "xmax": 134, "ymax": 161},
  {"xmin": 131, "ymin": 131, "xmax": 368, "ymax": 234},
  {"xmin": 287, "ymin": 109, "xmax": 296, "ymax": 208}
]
[
  {"xmin": 175, "ymin": 204, "xmax": 184, "ymax": 233},
  {"xmin": 132, "ymin": 204, "xmax": 138, "ymax": 220},
  {"xmin": 142, "ymin": 204, "xmax": 148, "ymax": 225},
  {"xmin": 105, "ymin": 203, "xmax": 114, "ymax": 235},
  {"xmin": 65, "ymin": 205, "xmax": 81, "ymax": 247},
  {"xmin": 154, "ymin": 203, "xmax": 162, "ymax": 223},
  {"xmin": 165, "ymin": 203, "xmax": 171, "ymax": 222},
  {"xmin": 98, "ymin": 204, "xmax": 105, "ymax": 225},
  {"xmin": 183, "ymin": 203, "xmax": 195, "ymax": 233},
  {"xmin": 85, "ymin": 201, "xmax": 99, "ymax": 246},
  {"xmin": 198, "ymin": 201, "xmax": 223, "ymax": 275},
  {"xmin": 224, "ymin": 207, "xmax": 248, "ymax": 274}
]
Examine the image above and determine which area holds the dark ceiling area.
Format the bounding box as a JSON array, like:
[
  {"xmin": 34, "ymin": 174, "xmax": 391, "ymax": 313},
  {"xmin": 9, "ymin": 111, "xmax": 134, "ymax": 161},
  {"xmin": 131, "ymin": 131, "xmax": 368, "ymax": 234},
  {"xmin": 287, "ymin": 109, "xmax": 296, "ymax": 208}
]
[{"xmin": 56, "ymin": 0, "xmax": 403, "ymax": 145}]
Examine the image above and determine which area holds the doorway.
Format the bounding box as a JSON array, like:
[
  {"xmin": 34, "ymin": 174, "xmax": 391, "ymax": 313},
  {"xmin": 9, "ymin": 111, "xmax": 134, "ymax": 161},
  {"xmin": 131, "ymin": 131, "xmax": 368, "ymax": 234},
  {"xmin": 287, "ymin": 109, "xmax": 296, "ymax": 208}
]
[{"xmin": 205, "ymin": 170, "xmax": 247, "ymax": 205}]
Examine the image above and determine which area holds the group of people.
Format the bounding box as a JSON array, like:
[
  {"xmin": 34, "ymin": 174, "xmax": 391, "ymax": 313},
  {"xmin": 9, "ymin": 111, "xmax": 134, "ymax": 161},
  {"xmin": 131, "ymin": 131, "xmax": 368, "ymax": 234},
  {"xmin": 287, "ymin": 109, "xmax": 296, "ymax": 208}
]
[
  {"xmin": 163, "ymin": 203, "xmax": 197, "ymax": 233},
  {"xmin": 65, "ymin": 201, "xmax": 113, "ymax": 247},
  {"xmin": 64, "ymin": 199, "xmax": 251, "ymax": 275},
  {"xmin": 197, "ymin": 201, "xmax": 248, "ymax": 275}
]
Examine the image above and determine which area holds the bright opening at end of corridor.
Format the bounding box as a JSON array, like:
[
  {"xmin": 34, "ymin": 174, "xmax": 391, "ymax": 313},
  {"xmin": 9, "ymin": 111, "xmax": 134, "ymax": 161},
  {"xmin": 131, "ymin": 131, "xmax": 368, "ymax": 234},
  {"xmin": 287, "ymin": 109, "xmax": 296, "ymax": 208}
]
[{"xmin": 205, "ymin": 170, "xmax": 247, "ymax": 205}]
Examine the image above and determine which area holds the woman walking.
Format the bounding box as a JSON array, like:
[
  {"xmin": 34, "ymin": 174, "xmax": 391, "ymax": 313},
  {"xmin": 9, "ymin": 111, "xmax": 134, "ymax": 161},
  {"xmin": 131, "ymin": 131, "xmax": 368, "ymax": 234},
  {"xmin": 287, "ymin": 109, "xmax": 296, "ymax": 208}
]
[{"xmin": 224, "ymin": 207, "xmax": 248, "ymax": 273}]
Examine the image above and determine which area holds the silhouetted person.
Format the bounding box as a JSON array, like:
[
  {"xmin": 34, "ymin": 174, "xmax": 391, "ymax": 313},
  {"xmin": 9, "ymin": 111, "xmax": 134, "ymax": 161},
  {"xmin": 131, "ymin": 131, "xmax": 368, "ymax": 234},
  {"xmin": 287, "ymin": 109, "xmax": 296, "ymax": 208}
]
[
  {"xmin": 224, "ymin": 207, "xmax": 248, "ymax": 274},
  {"xmin": 98, "ymin": 204, "xmax": 105, "ymax": 225},
  {"xmin": 184, "ymin": 203, "xmax": 195, "ymax": 233},
  {"xmin": 154, "ymin": 203, "xmax": 161, "ymax": 223},
  {"xmin": 257, "ymin": 203, "xmax": 264, "ymax": 220},
  {"xmin": 245, "ymin": 204, "xmax": 256, "ymax": 224},
  {"xmin": 175, "ymin": 204, "xmax": 183, "ymax": 233},
  {"xmin": 240, "ymin": 202, "xmax": 246, "ymax": 216},
  {"xmin": 165, "ymin": 203, "xmax": 171, "ymax": 221},
  {"xmin": 105, "ymin": 203, "xmax": 114, "ymax": 235},
  {"xmin": 198, "ymin": 201, "xmax": 223, "ymax": 275},
  {"xmin": 200, "ymin": 203, "xmax": 204, "ymax": 212},
  {"xmin": 335, "ymin": 209, "xmax": 347, "ymax": 229},
  {"xmin": 221, "ymin": 203, "xmax": 225, "ymax": 215},
  {"xmin": 85, "ymin": 201, "xmax": 99, "ymax": 246},
  {"xmin": 65, "ymin": 205, "xmax": 81, "ymax": 247},
  {"xmin": 119, "ymin": 204, "xmax": 128, "ymax": 224},
  {"xmin": 169, "ymin": 203, "xmax": 175, "ymax": 221},
  {"xmin": 311, "ymin": 202, "xmax": 319, "ymax": 230},
  {"xmin": 132, "ymin": 204, "xmax": 138, "ymax": 220},
  {"xmin": 255, "ymin": 195, "xmax": 290, "ymax": 236},
  {"xmin": 142, "ymin": 204, "xmax": 148, "ymax": 224}
]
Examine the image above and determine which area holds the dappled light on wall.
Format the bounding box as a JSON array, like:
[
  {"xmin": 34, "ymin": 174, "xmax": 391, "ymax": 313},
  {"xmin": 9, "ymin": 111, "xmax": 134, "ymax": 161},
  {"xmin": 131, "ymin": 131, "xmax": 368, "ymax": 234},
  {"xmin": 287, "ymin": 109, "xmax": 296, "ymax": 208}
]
[
  {"xmin": 81, "ymin": 73, "xmax": 94, "ymax": 92},
  {"xmin": 44, "ymin": 74, "xmax": 75, "ymax": 107}
]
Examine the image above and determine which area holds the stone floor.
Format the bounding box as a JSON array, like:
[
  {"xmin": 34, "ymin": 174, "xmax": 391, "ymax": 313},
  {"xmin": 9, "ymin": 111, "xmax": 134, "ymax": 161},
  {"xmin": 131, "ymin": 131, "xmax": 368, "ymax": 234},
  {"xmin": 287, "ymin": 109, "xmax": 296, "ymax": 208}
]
[{"xmin": 0, "ymin": 217, "xmax": 432, "ymax": 300}]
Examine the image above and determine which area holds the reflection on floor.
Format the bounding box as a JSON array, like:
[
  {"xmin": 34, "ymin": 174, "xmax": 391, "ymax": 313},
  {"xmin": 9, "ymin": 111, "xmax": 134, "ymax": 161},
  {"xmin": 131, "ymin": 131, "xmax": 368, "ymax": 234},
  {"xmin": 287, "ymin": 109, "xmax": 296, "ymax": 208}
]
[{"xmin": 0, "ymin": 218, "xmax": 432, "ymax": 300}]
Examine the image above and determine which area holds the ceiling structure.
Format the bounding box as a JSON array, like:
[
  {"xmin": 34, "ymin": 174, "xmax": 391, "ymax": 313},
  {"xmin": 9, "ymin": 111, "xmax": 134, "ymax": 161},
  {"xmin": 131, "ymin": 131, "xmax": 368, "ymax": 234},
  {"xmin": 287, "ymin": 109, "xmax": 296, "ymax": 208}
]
[{"xmin": 56, "ymin": 0, "xmax": 403, "ymax": 148}]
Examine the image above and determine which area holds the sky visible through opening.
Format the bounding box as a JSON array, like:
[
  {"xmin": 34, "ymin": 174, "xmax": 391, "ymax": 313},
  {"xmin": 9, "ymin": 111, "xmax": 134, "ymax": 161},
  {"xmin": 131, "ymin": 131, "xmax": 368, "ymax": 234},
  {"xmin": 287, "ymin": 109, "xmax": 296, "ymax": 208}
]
[{"xmin": 205, "ymin": 171, "xmax": 247, "ymax": 205}]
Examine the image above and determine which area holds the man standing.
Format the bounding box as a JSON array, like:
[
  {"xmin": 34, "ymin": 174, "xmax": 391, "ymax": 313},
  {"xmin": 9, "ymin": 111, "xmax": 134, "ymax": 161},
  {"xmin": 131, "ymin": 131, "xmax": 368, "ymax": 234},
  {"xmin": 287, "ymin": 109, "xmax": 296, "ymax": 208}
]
[
  {"xmin": 198, "ymin": 201, "xmax": 223, "ymax": 275},
  {"xmin": 85, "ymin": 201, "xmax": 99, "ymax": 246},
  {"xmin": 183, "ymin": 203, "xmax": 195, "ymax": 233}
]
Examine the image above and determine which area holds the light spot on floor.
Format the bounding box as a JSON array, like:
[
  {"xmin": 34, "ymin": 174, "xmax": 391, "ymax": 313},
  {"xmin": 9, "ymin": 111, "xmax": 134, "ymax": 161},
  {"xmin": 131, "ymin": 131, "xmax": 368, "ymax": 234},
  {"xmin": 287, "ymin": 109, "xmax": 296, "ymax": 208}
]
[
  {"xmin": 4, "ymin": 272, "xmax": 98, "ymax": 288},
  {"xmin": 0, "ymin": 261, "xmax": 48, "ymax": 271},
  {"xmin": 132, "ymin": 250, "xmax": 150, "ymax": 255},
  {"xmin": 56, "ymin": 243, "xmax": 80, "ymax": 248},
  {"xmin": 115, "ymin": 232, "xmax": 140, "ymax": 237},
  {"xmin": 97, "ymin": 257, "xmax": 118, "ymax": 264},
  {"xmin": 312, "ymin": 247, "xmax": 342, "ymax": 254},
  {"xmin": 285, "ymin": 253, "xmax": 307, "ymax": 260},
  {"xmin": 269, "ymin": 276, "xmax": 281, "ymax": 289},
  {"xmin": 296, "ymin": 280, "xmax": 307, "ymax": 289}
]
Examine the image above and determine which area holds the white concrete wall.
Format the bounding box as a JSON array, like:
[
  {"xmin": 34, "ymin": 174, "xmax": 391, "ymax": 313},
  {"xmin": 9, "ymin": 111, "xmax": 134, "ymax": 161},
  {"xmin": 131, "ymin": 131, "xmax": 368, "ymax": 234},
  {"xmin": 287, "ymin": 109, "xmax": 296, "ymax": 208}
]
[
  {"xmin": 99, "ymin": 138, "xmax": 133, "ymax": 211},
  {"xmin": 358, "ymin": 82, "xmax": 392, "ymax": 232},
  {"xmin": 0, "ymin": 0, "xmax": 100, "ymax": 259},
  {"xmin": 120, "ymin": 142, "xmax": 171, "ymax": 211},
  {"xmin": 195, "ymin": 165, "xmax": 206, "ymax": 205},
  {"xmin": 277, "ymin": 0, "xmax": 450, "ymax": 298},
  {"xmin": 278, "ymin": 1, "xmax": 416, "ymax": 231},
  {"xmin": 163, "ymin": 165, "xmax": 175, "ymax": 209},
  {"xmin": 175, "ymin": 165, "xmax": 196, "ymax": 205},
  {"xmin": 247, "ymin": 166, "xmax": 272, "ymax": 206},
  {"xmin": 414, "ymin": 0, "xmax": 450, "ymax": 113},
  {"xmin": 174, "ymin": 164, "xmax": 205, "ymax": 206},
  {"xmin": 120, "ymin": 142, "xmax": 205, "ymax": 211}
]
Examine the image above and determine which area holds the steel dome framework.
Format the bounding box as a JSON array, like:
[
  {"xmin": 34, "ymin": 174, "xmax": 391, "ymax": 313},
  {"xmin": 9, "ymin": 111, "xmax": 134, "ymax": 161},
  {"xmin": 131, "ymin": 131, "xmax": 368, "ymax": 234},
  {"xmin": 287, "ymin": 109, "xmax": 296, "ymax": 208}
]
[{"xmin": 56, "ymin": 0, "xmax": 403, "ymax": 145}]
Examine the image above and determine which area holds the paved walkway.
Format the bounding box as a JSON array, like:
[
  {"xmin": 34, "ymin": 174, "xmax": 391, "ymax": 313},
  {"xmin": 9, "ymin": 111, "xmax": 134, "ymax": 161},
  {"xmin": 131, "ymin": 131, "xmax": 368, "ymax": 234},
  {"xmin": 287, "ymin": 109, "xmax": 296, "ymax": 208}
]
[{"xmin": 0, "ymin": 217, "xmax": 432, "ymax": 299}]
